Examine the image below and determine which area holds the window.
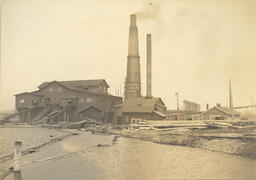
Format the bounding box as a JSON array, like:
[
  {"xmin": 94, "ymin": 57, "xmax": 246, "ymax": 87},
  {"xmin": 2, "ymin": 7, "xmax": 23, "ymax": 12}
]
[
  {"xmin": 32, "ymin": 100, "xmax": 38, "ymax": 105},
  {"xmin": 102, "ymin": 87, "xmax": 107, "ymax": 93},
  {"xmin": 86, "ymin": 98, "xmax": 92, "ymax": 102},
  {"xmin": 79, "ymin": 98, "xmax": 84, "ymax": 103},
  {"xmin": 49, "ymin": 88, "xmax": 54, "ymax": 92},
  {"xmin": 45, "ymin": 98, "xmax": 50, "ymax": 104},
  {"xmin": 20, "ymin": 99, "xmax": 25, "ymax": 104}
]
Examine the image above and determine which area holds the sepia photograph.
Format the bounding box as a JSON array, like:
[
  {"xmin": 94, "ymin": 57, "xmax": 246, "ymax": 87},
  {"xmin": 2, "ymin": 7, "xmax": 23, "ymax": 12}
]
[{"xmin": 0, "ymin": 0, "xmax": 255, "ymax": 179}]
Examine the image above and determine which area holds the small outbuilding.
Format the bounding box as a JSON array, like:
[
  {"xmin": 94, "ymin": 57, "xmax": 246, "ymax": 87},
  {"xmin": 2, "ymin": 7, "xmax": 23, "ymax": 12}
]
[
  {"xmin": 112, "ymin": 97, "xmax": 167, "ymax": 124},
  {"xmin": 79, "ymin": 106, "xmax": 102, "ymax": 121},
  {"xmin": 202, "ymin": 103, "xmax": 241, "ymax": 120}
]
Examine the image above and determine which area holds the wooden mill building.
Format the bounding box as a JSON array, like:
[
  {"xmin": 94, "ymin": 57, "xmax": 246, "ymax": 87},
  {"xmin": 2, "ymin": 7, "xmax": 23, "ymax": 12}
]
[{"xmin": 15, "ymin": 79, "xmax": 122, "ymax": 123}]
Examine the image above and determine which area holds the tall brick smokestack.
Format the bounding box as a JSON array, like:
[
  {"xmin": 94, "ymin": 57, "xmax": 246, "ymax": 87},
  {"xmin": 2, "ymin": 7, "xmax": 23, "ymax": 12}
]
[
  {"xmin": 125, "ymin": 14, "xmax": 141, "ymax": 99},
  {"xmin": 146, "ymin": 34, "xmax": 152, "ymax": 98}
]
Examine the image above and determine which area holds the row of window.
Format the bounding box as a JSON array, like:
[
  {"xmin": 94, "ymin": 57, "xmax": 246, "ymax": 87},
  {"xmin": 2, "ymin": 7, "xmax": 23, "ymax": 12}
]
[
  {"xmin": 19, "ymin": 97, "xmax": 109, "ymax": 104},
  {"xmin": 19, "ymin": 99, "xmax": 38, "ymax": 104},
  {"xmin": 49, "ymin": 87, "xmax": 63, "ymax": 92},
  {"xmin": 48, "ymin": 87, "xmax": 107, "ymax": 93},
  {"xmin": 79, "ymin": 98, "xmax": 92, "ymax": 103}
]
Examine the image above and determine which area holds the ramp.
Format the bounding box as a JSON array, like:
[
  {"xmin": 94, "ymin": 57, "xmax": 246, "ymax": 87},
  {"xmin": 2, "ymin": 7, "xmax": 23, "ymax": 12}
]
[
  {"xmin": 0, "ymin": 112, "xmax": 19, "ymax": 124},
  {"xmin": 32, "ymin": 107, "xmax": 52, "ymax": 124}
]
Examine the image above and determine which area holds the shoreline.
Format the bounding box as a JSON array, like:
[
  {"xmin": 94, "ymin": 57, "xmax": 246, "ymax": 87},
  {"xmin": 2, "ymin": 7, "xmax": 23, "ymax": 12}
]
[
  {"xmin": 1, "ymin": 124, "xmax": 256, "ymax": 160},
  {"xmin": 104, "ymin": 127, "xmax": 256, "ymax": 159},
  {"xmin": 1, "ymin": 126, "xmax": 256, "ymax": 179}
]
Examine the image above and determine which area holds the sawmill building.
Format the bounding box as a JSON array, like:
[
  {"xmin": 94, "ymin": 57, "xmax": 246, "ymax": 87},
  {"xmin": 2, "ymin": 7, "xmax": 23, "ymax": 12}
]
[{"xmin": 15, "ymin": 79, "xmax": 122, "ymax": 123}]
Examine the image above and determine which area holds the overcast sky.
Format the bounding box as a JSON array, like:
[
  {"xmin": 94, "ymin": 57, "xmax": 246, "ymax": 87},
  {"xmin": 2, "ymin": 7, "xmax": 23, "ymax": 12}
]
[{"xmin": 0, "ymin": 0, "xmax": 255, "ymax": 111}]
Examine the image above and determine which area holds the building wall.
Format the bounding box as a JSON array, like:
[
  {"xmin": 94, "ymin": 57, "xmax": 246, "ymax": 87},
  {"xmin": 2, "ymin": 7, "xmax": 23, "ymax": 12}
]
[
  {"xmin": 155, "ymin": 103, "xmax": 167, "ymax": 114},
  {"xmin": 85, "ymin": 83, "xmax": 108, "ymax": 94},
  {"xmin": 19, "ymin": 109, "xmax": 29, "ymax": 122},
  {"xmin": 123, "ymin": 112, "xmax": 165, "ymax": 124},
  {"xmin": 16, "ymin": 94, "xmax": 43, "ymax": 109},
  {"xmin": 203, "ymin": 108, "xmax": 228, "ymax": 120},
  {"xmin": 111, "ymin": 107, "xmax": 124, "ymax": 124},
  {"xmin": 184, "ymin": 102, "xmax": 200, "ymax": 112},
  {"xmin": 16, "ymin": 81, "xmax": 122, "ymax": 122},
  {"xmin": 111, "ymin": 98, "xmax": 167, "ymax": 124},
  {"xmin": 80, "ymin": 108, "xmax": 102, "ymax": 121},
  {"xmin": 166, "ymin": 110, "xmax": 201, "ymax": 120},
  {"xmin": 36, "ymin": 82, "xmax": 77, "ymax": 105},
  {"xmin": 18, "ymin": 107, "xmax": 44, "ymax": 122}
]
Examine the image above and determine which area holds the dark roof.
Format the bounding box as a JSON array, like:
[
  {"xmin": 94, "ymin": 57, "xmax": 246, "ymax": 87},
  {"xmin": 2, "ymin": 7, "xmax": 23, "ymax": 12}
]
[
  {"xmin": 202, "ymin": 106, "xmax": 240, "ymax": 116},
  {"xmin": 38, "ymin": 79, "xmax": 109, "ymax": 90},
  {"xmin": 14, "ymin": 92, "xmax": 44, "ymax": 97},
  {"xmin": 183, "ymin": 100, "xmax": 200, "ymax": 105},
  {"xmin": 39, "ymin": 81, "xmax": 121, "ymax": 99},
  {"xmin": 113, "ymin": 97, "xmax": 166, "ymax": 113}
]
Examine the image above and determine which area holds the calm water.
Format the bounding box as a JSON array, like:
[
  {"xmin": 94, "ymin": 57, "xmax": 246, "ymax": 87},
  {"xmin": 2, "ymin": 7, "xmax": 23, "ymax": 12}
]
[{"xmin": 2, "ymin": 128, "xmax": 256, "ymax": 180}]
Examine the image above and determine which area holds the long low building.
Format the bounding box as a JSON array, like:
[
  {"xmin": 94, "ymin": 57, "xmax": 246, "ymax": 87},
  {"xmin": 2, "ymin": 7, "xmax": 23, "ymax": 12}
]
[
  {"xmin": 15, "ymin": 79, "xmax": 122, "ymax": 123},
  {"xmin": 167, "ymin": 103, "xmax": 241, "ymax": 121},
  {"xmin": 167, "ymin": 110, "xmax": 202, "ymax": 120}
]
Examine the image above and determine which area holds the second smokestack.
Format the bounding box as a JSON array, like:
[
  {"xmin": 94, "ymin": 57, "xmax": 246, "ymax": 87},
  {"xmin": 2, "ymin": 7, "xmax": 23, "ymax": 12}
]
[{"xmin": 146, "ymin": 34, "xmax": 152, "ymax": 98}]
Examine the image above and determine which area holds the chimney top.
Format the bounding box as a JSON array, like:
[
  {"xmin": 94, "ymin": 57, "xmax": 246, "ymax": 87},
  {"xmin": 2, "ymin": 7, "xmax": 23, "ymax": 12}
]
[{"xmin": 130, "ymin": 14, "xmax": 137, "ymax": 26}]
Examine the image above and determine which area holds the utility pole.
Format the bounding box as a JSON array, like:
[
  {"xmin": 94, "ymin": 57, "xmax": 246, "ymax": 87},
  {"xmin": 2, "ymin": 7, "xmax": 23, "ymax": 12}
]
[
  {"xmin": 106, "ymin": 94, "xmax": 109, "ymax": 124},
  {"xmin": 229, "ymin": 78, "xmax": 234, "ymax": 120},
  {"xmin": 120, "ymin": 83, "xmax": 122, "ymax": 97},
  {"xmin": 175, "ymin": 92, "xmax": 180, "ymax": 120},
  {"xmin": 251, "ymin": 96, "xmax": 254, "ymax": 115}
]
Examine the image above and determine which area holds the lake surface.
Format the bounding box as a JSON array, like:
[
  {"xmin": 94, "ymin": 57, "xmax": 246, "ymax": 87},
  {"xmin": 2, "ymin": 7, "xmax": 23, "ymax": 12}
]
[{"xmin": 2, "ymin": 128, "xmax": 256, "ymax": 180}]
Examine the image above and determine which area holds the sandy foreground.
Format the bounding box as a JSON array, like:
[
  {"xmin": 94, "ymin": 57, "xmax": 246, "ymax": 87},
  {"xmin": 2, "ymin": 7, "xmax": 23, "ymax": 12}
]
[{"xmin": 1, "ymin": 127, "xmax": 256, "ymax": 180}]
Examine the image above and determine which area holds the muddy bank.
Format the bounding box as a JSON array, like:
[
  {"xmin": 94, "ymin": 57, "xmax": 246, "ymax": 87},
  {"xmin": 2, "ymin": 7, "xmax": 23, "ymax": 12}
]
[{"xmin": 103, "ymin": 128, "xmax": 256, "ymax": 159}]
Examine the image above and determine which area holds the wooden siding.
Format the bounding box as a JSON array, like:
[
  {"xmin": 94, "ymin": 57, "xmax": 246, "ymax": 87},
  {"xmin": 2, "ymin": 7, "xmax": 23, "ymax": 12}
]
[
  {"xmin": 202, "ymin": 108, "xmax": 235, "ymax": 120},
  {"xmin": 15, "ymin": 94, "xmax": 43, "ymax": 109},
  {"xmin": 123, "ymin": 112, "xmax": 165, "ymax": 124},
  {"xmin": 16, "ymin": 81, "xmax": 122, "ymax": 122},
  {"xmin": 79, "ymin": 107, "xmax": 102, "ymax": 121}
]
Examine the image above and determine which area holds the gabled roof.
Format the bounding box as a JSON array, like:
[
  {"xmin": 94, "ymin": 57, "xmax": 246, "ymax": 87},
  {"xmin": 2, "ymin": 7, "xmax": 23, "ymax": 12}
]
[
  {"xmin": 38, "ymin": 81, "xmax": 121, "ymax": 99},
  {"xmin": 38, "ymin": 79, "xmax": 109, "ymax": 90},
  {"xmin": 79, "ymin": 106, "xmax": 102, "ymax": 113},
  {"xmin": 202, "ymin": 106, "xmax": 240, "ymax": 116},
  {"xmin": 114, "ymin": 97, "xmax": 166, "ymax": 113}
]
